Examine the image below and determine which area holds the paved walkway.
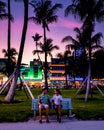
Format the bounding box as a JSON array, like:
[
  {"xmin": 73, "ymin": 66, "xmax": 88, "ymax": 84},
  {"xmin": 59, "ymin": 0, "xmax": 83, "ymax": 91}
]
[{"xmin": 0, "ymin": 117, "xmax": 104, "ymax": 130}]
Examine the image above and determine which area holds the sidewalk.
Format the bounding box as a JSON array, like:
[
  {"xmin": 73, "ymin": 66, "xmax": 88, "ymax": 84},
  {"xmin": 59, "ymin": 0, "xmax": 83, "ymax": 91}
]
[{"xmin": 0, "ymin": 116, "xmax": 104, "ymax": 130}]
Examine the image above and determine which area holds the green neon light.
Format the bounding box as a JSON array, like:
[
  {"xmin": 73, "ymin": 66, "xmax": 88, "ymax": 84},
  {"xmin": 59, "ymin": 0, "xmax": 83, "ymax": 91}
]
[{"xmin": 20, "ymin": 60, "xmax": 42, "ymax": 81}]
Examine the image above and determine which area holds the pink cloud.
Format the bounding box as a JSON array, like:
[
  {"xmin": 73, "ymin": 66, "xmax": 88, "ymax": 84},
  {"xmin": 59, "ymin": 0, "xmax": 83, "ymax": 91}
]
[{"xmin": 50, "ymin": 17, "xmax": 81, "ymax": 29}]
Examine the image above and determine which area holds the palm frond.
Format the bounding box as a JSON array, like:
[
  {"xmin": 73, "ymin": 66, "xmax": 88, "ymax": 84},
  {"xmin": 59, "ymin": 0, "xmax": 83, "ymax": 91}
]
[
  {"xmin": 32, "ymin": 33, "xmax": 42, "ymax": 41},
  {"xmin": 62, "ymin": 35, "xmax": 78, "ymax": 44},
  {"xmin": 91, "ymin": 32, "xmax": 103, "ymax": 45},
  {"xmin": 32, "ymin": 50, "xmax": 43, "ymax": 55}
]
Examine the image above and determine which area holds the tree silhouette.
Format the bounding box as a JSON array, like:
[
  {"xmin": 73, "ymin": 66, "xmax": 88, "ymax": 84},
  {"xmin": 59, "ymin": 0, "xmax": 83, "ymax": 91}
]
[
  {"xmin": 65, "ymin": 0, "xmax": 104, "ymax": 101},
  {"xmin": 4, "ymin": 0, "xmax": 29, "ymax": 102},
  {"xmin": 32, "ymin": 33, "xmax": 42, "ymax": 61},
  {"xmin": 29, "ymin": 0, "xmax": 62, "ymax": 88},
  {"xmin": 2, "ymin": 48, "xmax": 18, "ymax": 75},
  {"xmin": 33, "ymin": 38, "xmax": 59, "ymax": 84},
  {"xmin": 0, "ymin": 1, "xmax": 8, "ymax": 20}
]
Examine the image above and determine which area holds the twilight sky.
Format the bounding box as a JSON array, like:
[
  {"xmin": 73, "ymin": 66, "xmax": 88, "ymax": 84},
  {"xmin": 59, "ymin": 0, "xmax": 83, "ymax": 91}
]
[{"xmin": 0, "ymin": 0, "xmax": 104, "ymax": 64}]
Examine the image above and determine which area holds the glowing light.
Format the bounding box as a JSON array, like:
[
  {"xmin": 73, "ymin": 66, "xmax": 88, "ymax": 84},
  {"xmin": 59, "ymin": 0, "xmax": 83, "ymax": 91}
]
[
  {"xmin": 50, "ymin": 70, "xmax": 65, "ymax": 73},
  {"xmin": 50, "ymin": 77, "xmax": 65, "ymax": 80},
  {"xmin": 20, "ymin": 60, "xmax": 42, "ymax": 81}
]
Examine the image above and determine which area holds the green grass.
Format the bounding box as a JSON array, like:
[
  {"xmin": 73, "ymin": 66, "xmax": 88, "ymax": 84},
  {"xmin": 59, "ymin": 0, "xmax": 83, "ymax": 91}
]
[{"xmin": 0, "ymin": 88, "xmax": 104, "ymax": 122}]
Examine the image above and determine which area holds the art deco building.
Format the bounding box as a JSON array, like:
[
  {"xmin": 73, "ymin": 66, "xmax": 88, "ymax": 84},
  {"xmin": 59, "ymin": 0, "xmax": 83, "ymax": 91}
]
[{"xmin": 49, "ymin": 58, "xmax": 66, "ymax": 87}]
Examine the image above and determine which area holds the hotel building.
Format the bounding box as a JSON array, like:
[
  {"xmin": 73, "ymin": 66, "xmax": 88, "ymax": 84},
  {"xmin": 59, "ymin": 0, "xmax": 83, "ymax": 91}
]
[{"xmin": 49, "ymin": 58, "xmax": 66, "ymax": 87}]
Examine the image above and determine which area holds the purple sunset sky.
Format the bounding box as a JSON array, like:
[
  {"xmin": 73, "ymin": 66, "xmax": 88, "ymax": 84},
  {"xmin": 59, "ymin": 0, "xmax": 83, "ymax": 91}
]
[{"xmin": 0, "ymin": 0, "xmax": 104, "ymax": 64}]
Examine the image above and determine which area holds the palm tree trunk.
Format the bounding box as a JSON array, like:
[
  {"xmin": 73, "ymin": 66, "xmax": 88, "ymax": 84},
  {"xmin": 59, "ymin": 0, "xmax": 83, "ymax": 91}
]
[
  {"xmin": 36, "ymin": 41, "xmax": 41, "ymax": 62},
  {"xmin": 85, "ymin": 61, "xmax": 91, "ymax": 102},
  {"xmin": 7, "ymin": 0, "xmax": 11, "ymax": 77},
  {"xmin": 4, "ymin": 71, "xmax": 18, "ymax": 102},
  {"xmin": 85, "ymin": 46, "xmax": 92, "ymax": 102},
  {"xmin": 43, "ymin": 23, "xmax": 48, "ymax": 88},
  {"xmin": 44, "ymin": 51, "xmax": 48, "ymax": 88},
  {"xmin": 4, "ymin": 0, "xmax": 28, "ymax": 102}
]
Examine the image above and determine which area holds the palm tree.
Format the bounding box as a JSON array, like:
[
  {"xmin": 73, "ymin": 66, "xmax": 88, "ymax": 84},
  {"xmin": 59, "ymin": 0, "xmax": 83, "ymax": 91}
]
[
  {"xmin": 62, "ymin": 27, "xmax": 89, "ymax": 76},
  {"xmin": 65, "ymin": 0, "xmax": 104, "ymax": 23},
  {"xmin": 81, "ymin": 19, "xmax": 103, "ymax": 100},
  {"xmin": 62, "ymin": 26, "xmax": 103, "ymax": 100},
  {"xmin": 2, "ymin": 48, "xmax": 18, "ymax": 74},
  {"xmin": 65, "ymin": 0, "xmax": 104, "ymax": 101},
  {"xmin": 56, "ymin": 51, "xmax": 71, "ymax": 89},
  {"xmin": 0, "ymin": 0, "xmax": 14, "ymax": 77},
  {"xmin": 0, "ymin": 1, "xmax": 8, "ymax": 20},
  {"xmin": 62, "ymin": 27, "xmax": 87, "ymax": 58},
  {"xmin": 84, "ymin": 31, "xmax": 103, "ymax": 101},
  {"xmin": 4, "ymin": 0, "xmax": 29, "ymax": 102},
  {"xmin": 29, "ymin": 0, "xmax": 62, "ymax": 88},
  {"xmin": 7, "ymin": 0, "xmax": 14, "ymax": 77},
  {"xmin": 33, "ymin": 38, "xmax": 59, "ymax": 85},
  {"xmin": 32, "ymin": 33, "xmax": 42, "ymax": 61},
  {"xmin": 2, "ymin": 48, "xmax": 18, "ymax": 64},
  {"xmin": 62, "ymin": 27, "xmax": 83, "ymax": 87}
]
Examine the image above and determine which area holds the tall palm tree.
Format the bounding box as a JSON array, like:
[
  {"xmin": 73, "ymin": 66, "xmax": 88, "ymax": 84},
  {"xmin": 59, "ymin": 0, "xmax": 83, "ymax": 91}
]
[
  {"xmin": 56, "ymin": 51, "xmax": 71, "ymax": 89},
  {"xmin": 81, "ymin": 19, "xmax": 103, "ymax": 101},
  {"xmin": 32, "ymin": 33, "xmax": 42, "ymax": 61},
  {"xmin": 29, "ymin": 0, "xmax": 62, "ymax": 88},
  {"xmin": 62, "ymin": 26, "xmax": 103, "ymax": 100},
  {"xmin": 62, "ymin": 27, "xmax": 86, "ymax": 87},
  {"xmin": 33, "ymin": 38, "xmax": 59, "ymax": 85},
  {"xmin": 84, "ymin": 30, "xmax": 103, "ymax": 101},
  {"xmin": 65, "ymin": 0, "xmax": 104, "ymax": 101},
  {"xmin": 4, "ymin": 0, "xmax": 29, "ymax": 102},
  {"xmin": 7, "ymin": 0, "xmax": 14, "ymax": 77},
  {"xmin": 0, "ymin": 0, "xmax": 14, "ymax": 77}
]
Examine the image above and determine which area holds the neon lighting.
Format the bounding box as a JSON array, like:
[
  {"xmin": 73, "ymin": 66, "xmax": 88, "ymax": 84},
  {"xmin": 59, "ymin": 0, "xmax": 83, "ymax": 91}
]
[
  {"xmin": 20, "ymin": 60, "xmax": 42, "ymax": 81},
  {"xmin": 50, "ymin": 77, "xmax": 65, "ymax": 80},
  {"xmin": 50, "ymin": 70, "xmax": 65, "ymax": 73},
  {"xmin": 50, "ymin": 64, "xmax": 65, "ymax": 67}
]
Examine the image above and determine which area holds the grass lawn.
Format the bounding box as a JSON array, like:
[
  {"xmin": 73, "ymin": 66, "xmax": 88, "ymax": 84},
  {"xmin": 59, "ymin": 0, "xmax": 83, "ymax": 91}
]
[{"xmin": 0, "ymin": 88, "xmax": 104, "ymax": 122}]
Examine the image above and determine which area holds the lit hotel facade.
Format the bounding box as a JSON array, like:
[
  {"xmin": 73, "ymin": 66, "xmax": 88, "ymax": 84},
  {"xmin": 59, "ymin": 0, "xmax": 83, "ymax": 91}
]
[
  {"xmin": 0, "ymin": 58, "xmax": 67, "ymax": 86},
  {"xmin": 49, "ymin": 58, "xmax": 66, "ymax": 87},
  {"xmin": 21, "ymin": 59, "xmax": 42, "ymax": 81}
]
